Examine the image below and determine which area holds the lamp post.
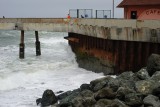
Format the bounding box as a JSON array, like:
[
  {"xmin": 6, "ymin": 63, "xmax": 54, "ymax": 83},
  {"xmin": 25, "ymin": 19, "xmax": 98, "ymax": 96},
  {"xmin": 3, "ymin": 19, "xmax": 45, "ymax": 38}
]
[{"xmin": 113, "ymin": 0, "xmax": 114, "ymax": 18}]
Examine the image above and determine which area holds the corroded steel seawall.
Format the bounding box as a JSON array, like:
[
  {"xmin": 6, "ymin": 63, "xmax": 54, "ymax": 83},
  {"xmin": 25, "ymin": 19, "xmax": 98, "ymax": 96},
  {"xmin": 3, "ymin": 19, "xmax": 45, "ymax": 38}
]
[{"xmin": 68, "ymin": 32, "xmax": 160, "ymax": 75}]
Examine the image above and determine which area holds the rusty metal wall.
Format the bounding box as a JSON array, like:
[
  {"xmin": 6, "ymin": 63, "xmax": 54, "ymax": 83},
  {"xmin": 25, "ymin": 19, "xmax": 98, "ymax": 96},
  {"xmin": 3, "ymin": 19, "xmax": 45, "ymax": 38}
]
[{"xmin": 68, "ymin": 32, "xmax": 160, "ymax": 74}]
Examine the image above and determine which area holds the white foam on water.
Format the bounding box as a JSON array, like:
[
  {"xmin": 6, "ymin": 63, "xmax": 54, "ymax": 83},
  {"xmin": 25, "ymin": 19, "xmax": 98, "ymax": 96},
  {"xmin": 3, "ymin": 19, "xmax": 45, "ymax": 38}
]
[{"xmin": 0, "ymin": 31, "xmax": 104, "ymax": 107}]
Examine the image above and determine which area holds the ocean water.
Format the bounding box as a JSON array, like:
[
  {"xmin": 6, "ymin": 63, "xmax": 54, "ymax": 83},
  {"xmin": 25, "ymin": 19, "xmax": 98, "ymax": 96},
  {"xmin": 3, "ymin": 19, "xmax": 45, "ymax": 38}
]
[{"xmin": 0, "ymin": 30, "xmax": 104, "ymax": 107}]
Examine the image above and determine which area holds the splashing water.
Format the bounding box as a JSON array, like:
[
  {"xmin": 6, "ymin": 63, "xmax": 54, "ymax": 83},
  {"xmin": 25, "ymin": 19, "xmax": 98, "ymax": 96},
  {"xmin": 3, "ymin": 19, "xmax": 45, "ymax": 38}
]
[{"xmin": 0, "ymin": 30, "xmax": 104, "ymax": 107}]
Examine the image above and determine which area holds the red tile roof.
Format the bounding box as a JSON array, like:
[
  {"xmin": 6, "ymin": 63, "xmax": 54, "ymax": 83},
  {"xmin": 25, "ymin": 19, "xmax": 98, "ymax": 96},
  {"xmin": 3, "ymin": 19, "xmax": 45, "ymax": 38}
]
[{"xmin": 117, "ymin": 0, "xmax": 160, "ymax": 7}]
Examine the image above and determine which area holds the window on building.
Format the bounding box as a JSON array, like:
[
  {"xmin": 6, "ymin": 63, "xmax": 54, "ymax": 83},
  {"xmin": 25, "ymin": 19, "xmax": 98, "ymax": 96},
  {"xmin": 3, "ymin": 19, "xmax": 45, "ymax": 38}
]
[{"xmin": 131, "ymin": 11, "xmax": 137, "ymax": 19}]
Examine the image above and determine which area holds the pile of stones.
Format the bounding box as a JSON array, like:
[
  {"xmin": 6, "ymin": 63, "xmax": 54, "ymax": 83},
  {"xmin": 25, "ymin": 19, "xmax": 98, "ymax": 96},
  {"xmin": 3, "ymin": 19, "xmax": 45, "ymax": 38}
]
[{"xmin": 37, "ymin": 54, "xmax": 160, "ymax": 107}]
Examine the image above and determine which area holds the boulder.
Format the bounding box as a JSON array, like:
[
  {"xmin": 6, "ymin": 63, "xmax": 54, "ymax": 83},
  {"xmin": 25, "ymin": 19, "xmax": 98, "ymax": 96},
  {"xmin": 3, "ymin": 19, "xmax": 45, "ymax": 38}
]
[
  {"xmin": 117, "ymin": 71, "xmax": 139, "ymax": 81},
  {"xmin": 41, "ymin": 89, "xmax": 58, "ymax": 106},
  {"xmin": 71, "ymin": 96, "xmax": 96, "ymax": 107},
  {"xmin": 116, "ymin": 87, "xmax": 135, "ymax": 101},
  {"xmin": 59, "ymin": 102, "xmax": 71, "ymax": 107},
  {"xmin": 125, "ymin": 93, "xmax": 143, "ymax": 106},
  {"xmin": 80, "ymin": 83, "xmax": 91, "ymax": 91},
  {"xmin": 136, "ymin": 68, "xmax": 150, "ymax": 80},
  {"xmin": 82, "ymin": 97, "xmax": 96, "ymax": 107},
  {"xmin": 71, "ymin": 90, "xmax": 96, "ymax": 107},
  {"xmin": 57, "ymin": 91, "xmax": 72, "ymax": 100},
  {"xmin": 59, "ymin": 91, "xmax": 80, "ymax": 107},
  {"xmin": 151, "ymin": 71, "xmax": 160, "ymax": 82},
  {"xmin": 95, "ymin": 99, "xmax": 113, "ymax": 107},
  {"xmin": 90, "ymin": 76, "xmax": 113, "ymax": 91},
  {"xmin": 119, "ymin": 80, "xmax": 136, "ymax": 90},
  {"xmin": 147, "ymin": 54, "xmax": 160, "ymax": 76},
  {"xmin": 108, "ymin": 79, "xmax": 120, "ymax": 92},
  {"xmin": 152, "ymin": 86, "xmax": 160, "ymax": 98},
  {"xmin": 135, "ymin": 80, "xmax": 155, "ymax": 95},
  {"xmin": 143, "ymin": 94, "xmax": 160, "ymax": 107},
  {"xmin": 56, "ymin": 90, "xmax": 64, "ymax": 94},
  {"xmin": 80, "ymin": 90, "xmax": 94, "ymax": 98},
  {"xmin": 111, "ymin": 99, "xmax": 129, "ymax": 107},
  {"xmin": 36, "ymin": 98, "xmax": 42, "ymax": 106},
  {"xmin": 71, "ymin": 96, "xmax": 84, "ymax": 107},
  {"xmin": 113, "ymin": 71, "xmax": 139, "ymax": 90},
  {"xmin": 94, "ymin": 87, "xmax": 116, "ymax": 101},
  {"xmin": 93, "ymin": 80, "xmax": 107, "ymax": 92},
  {"xmin": 108, "ymin": 77, "xmax": 136, "ymax": 91}
]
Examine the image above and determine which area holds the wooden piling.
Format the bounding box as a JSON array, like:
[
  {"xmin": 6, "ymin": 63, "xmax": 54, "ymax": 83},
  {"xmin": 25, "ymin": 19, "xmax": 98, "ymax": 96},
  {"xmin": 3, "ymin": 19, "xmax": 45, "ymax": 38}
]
[
  {"xmin": 19, "ymin": 30, "xmax": 25, "ymax": 59},
  {"xmin": 35, "ymin": 31, "xmax": 41, "ymax": 56}
]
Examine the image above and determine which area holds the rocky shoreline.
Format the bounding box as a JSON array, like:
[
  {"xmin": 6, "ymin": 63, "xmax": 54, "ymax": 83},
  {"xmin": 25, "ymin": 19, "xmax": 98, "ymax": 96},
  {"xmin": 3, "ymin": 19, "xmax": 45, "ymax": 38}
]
[{"xmin": 37, "ymin": 54, "xmax": 160, "ymax": 107}]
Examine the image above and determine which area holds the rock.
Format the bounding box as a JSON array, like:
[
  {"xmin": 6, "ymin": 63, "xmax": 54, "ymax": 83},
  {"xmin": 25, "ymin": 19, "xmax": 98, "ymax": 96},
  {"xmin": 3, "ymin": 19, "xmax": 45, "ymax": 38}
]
[
  {"xmin": 69, "ymin": 90, "xmax": 96, "ymax": 107},
  {"xmin": 111, "ymin": 99, "xmax": 129, "ymax": 107},
  {"xmin": 56, "ymin": 91, "xmax": 64, "ymax": 94},
  {"xmin": 110, "ymin": 71, "xmax": 139, "ymax": 91},
  {"xmin": 116, "ymin": 87, "xmax": 135, "ymax": 101},
  {"xmin": 108, "ymin": 77, "xmax": 136, "ymax": 91},
  {"xmin": 93, "ymin": 80, "xmax": 107, "ymax": 92},
  {"xmin": 59, "ymin": 91, "xmax": 80, "ymax": 107},
  {"xmin": 57, "ymin": 91, "xmax": 72, "ymax": 100},
  {"xmin": 94, "ymin": 87, "xmax": 116, "ymax": 101},
  {"xmin": 151, "ymin": 71, "xmax": 160, "ymax": 82},
  {"xmin": 71, "ymin": 90, "xmax": 96, "ymax": 107},
  {"xmin": 52, "ymin": 57, "xmax": 160, "ymax": 107},
  {"xmin": 90, "ymin": 76, "xmax": 113, "ymax": 91},
  {"xmin": 117, "ymin": 71, "xmax": 139, "ymax": 81},
  {"xmin": 108, "ymin": 78, "xmax": 120, "ymax": 92},
  {"xmin": 147, "ymin": 54, "xmax": 160, "ymax": 76},
  {"xmin": 80, "ymin": 83, "xmax": 91, "ymax": 91},
  {"xmin": 143, "ymin": 94, "xmax": 160, "ymax": 107},
  {"xmin": 80, "ymin": 90, "xmax": 94, "ymax": 98},
  {"xmin": 40, "ymin": 89, "xmax": 58, "ymax": 106},
  {"xmin": 71, "ymin": 96, "xmax": 84, "ymax": 107},
  {"xmin": 152, "ymin": 86, "xmax": 160, "ymax": 98},
  {"xmin": 136, "ymin": 68, "xmax": 150, "ymax": 80},
  {"xmin": 95, "ymin": 99, "xmax": 113, "ymax": 107},
  {"xmin": 72, "ymin": 96, "xmax": 96, "ymax": 107},
  {"xmin": 119, "ymin": 80, "xmax": 136, "ymax": 90},
  {"xmin": 59, "ymin": 102, "xmax": 71, "ymax": 107},
  {"xmin": 135, "ymin": 80, "xmax": 155, "ymax": 95},
  {"xmin": 36, "ymin": 98, "xmax": 42, "ymax": 105},
  {"xmin": 82, "ymin": 97, "xmax": 96, "ymax": 107},
  {"xmin": 125, "ymin": 93, "xmax": 143, "ymax": 107}
]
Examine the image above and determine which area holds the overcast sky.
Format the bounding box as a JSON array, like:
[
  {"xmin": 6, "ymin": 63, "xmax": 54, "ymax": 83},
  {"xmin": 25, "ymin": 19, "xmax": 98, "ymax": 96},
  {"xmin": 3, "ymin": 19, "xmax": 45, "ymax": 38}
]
[{"xmin": 0, "ymin": 0, "xmax": 124, "ymax": 18}]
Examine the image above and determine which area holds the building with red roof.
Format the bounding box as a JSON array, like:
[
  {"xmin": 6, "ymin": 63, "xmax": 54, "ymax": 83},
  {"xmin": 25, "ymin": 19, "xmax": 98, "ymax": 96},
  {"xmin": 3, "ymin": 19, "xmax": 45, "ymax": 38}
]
[{"xmin": 117, "ymin": 0, "xmax": 160, "ymax": 19}]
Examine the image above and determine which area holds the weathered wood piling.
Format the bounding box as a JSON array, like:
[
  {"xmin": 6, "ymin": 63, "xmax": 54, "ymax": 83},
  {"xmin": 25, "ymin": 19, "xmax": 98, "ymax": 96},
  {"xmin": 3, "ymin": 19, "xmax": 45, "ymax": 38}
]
[{"xmin": 19, "ymin": 30, "xmax": 25, "ymax": 59}]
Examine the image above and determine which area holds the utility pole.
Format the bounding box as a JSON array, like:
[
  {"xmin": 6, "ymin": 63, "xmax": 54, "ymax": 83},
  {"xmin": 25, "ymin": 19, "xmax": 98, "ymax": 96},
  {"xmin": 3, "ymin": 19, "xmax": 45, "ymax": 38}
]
[{"xmin": 113, "ymin": 0, "xmax": 114, "ymax": 18}]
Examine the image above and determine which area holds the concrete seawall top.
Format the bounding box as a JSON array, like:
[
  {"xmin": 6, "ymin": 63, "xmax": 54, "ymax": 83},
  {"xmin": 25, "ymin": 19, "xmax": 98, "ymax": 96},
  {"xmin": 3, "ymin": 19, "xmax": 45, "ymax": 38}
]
[
  {"xmin": 0, "ymin": 18, "xmax": 159, "ymax": 29},
  {"xmin": 0, "ymin": 18, "xmax": 160, "ymax": 43}
]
